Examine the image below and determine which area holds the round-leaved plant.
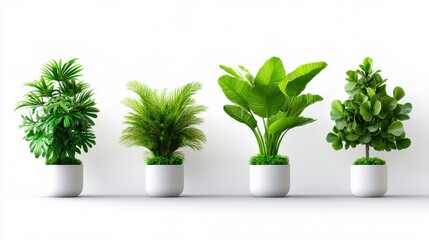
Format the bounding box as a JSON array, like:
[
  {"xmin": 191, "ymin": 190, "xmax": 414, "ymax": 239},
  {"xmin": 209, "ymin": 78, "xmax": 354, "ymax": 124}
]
[{"xmin": 327, "ymin": 57, "xmax": 412, "ymax": 164}]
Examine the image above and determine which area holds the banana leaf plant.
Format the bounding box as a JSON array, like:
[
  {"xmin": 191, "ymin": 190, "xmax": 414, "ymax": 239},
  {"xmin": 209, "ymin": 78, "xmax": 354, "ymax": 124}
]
[
  {"xmin": 218, "ymin": 57, "xmax": 327, "ymax": 164},
  {"xmin": 326, "ymin": 57, "xmax": 412, "ymax": 164}
]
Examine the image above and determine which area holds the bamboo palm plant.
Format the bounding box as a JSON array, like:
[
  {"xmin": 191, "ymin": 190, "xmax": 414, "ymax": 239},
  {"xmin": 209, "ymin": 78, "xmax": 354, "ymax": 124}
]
[
  {"xmin": 16, "ymin": 59, "xmax": 98, "ymax": 165},
  {"xmin": 120, "ymin": 81, "xmax": 206, "ymax": 165},
  {"xmin": 218, "ymin": 57, "xmax": 327, "ymax": 164}
]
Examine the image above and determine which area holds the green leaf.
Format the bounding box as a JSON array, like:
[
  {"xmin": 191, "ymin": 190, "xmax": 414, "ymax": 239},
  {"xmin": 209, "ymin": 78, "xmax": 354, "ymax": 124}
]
[
  {"xmin": 366, "ymin": 88, "xmax": 376, "ymax": 98},
  {"xmin": 396, "ymin": 138, "xmax": 411, "ymax": 150},
  {"xmin": 346, "ymin": 134, "xmax": 359, "ymax": 141},
  {"xmin": 238, "ymin": 65, "xmax": 255, "ymax": 84},
  {"xmin": 279, "ymin": 62, "xmax": 327, "ymax": 97},
  {"xmin": 368, "ymin": 122, "xmax": 379, "ymax": 132},
  {"xmin": 393, "ymin": 86, "xmax": 405, "ymax": 101},
  {"xmin": 326, "ymin": 133, "xmax": 338, "ymax": 143},
  {"xmin": 63, "ymin": 116, "xmax": 71, "ymax": 128},
  {"xmin": 346, "ymin": 71, "xmax": 358, "ymax": 82},
  {"xmin": 388, "ymin": 121, "xmax": 404, "ymax": 136},
  {"xmin": 352, "ymin": 122, "xmax": 366, "ymax": 135},
  {"xmin": 401, "ymin": 103, "xmax": 412, "ymax": 114},
  {"xmin": 248, "ymin": 85, "xmax": 284, "ymax": 117},
  {"xmin": 345, "ymin": 82, "xmax": 356, "ymax": 93},
  {"xmin": 359, "ymin": 101, "xmax": 374, "ymax": 122},
  {"xmin": 223, "ymin": 105, "xmax": 257, "ymax": 129},
  {"xmin": 218, "ymin": 75, "xmax": 252, "ymax": 109},
  {"xmin": 219, "ymin": 65, "xmax": 254, "ymax": 85},
  {"xmin": 282, "ymin": 93, "xmax": 323, "ymax": 117},
  {"xmin": 268, "ymin": 116, "xmax": 315, "ymax": 134},
  {"xmin": 335, "ymin": 119, "xmax": 347, "ymax": 130},
  {"xmin": 330, "ymin": 100, "xmax": 344, "ymax": 120},
  {"xmin": 373, "ymin": 100, "xmax": 382, "ymax": 115},
  {"xmin": 359, "ymin": 134, "xmax": 372, "ymax": 144},
  {"xmin": 332, "ymin": 140, "xmax": 343, "ymax": 150},
  {"xmin": 383, "ymin": 96, "xmax": 398, "ymax": 112},
  {"xmin": 254, "ymin": 57, "xmax": 286, "ymax": 86}
]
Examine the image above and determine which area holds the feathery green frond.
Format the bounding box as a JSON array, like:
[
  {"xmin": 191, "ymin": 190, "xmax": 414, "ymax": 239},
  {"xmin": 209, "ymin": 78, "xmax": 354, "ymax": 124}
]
[{"xmin": 121, "ymin": 81, "xmax": 206, "ymax": 164}]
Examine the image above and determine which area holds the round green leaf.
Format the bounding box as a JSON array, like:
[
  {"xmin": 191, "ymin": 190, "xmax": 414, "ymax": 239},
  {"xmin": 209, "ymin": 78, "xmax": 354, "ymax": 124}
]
[
  {"xmin": 332, "ymin": 140, "xmax": 343, "ymax": 150},
  {"xmin": 359, "ymin": 101, "xmax": 373, "ymax": 122},
  {"xmin": 359, "ymin": 134, "xmax": 372, "ymax": 144},
  {"xmin": 388, "ymin": 121, "xmax": 404, "ymax": 137},
  {"xmin": 393, "ymin": 86, "xmax": 405, "ymax": 101},
  {"xmin": 330, "ymin": 100, "xmax": 344, "ymax": 120},
  {"xmin": 373, "ymin": 100, "xmax": 382, "ymax": 115},
  {"xmin": 346, "ymin": 134, "xmax": 359, "ymax": 141},
  {"xmin": 396, "ymin": 138, "xmax": 411, "ymax": 150},
  {"xmin": 326, "ymin": 132, "xmax": 338, "ymax": 143},
  {"xmin": 383, "ymin": 96, "xmax": 398, "ymax": 112},
  {"xmin": 401, "ymin": 103, "xmax": 412, "ymax": 114}
]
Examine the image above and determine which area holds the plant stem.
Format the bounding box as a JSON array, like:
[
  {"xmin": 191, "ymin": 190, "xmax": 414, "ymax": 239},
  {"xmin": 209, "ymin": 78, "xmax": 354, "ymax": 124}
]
[{"xmin": 365, "ymin": 143, "xmax": 369, "ymax": 158}]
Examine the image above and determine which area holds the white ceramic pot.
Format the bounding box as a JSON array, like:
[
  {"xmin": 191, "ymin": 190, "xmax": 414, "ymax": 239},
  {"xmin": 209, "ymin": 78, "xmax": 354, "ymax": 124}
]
[
  {"xmin": 146, "ymin": 165, "xmax": 184, "ymax": 197},
  {"xmin": 44, "ymin": 165, "xmax": 83, "ymax": 197},
  {"xmin": 249, "ymin": 165, "xmax": 290, "ymax": 197},
  {"xmin": 351, "ymin": 165, "xmax": 387, "ymax": 197}
]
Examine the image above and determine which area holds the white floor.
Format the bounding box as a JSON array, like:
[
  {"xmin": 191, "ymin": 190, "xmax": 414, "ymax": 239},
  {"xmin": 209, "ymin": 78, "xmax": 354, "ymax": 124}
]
[{"xmin": 2, "ymin": 194, "xmax": 429, "ymax": 240}]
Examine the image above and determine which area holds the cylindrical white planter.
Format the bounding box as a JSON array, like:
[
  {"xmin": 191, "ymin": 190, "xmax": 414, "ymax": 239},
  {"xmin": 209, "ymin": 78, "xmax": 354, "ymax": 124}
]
[
  {"xmin": 351, "ymin": 165, "xmax": 387, "ymax": 197},
  {"xmin": 249, "ymin": 165, "xmax": 290, "ymax": 197},
  {"xmin": 44, "ymin": 165, "xmax": 83, "ymax": 197},
  {"xmin": 146, "ymin": 165, "xmax": 184, "ymax": 197}
]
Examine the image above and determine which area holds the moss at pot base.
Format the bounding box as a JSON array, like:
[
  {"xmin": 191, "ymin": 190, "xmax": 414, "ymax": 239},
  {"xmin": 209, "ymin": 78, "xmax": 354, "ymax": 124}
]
[
  {"xmin": 250, "ymin": 154, "xmax": 289, "ymax": 165},
  {"xmin": 46, "ymin": 157, "xmax": 82, "ymax": 165},
  {"xmin": 353, "ymin": 157, "xmax": 386, "ymax": 165},
  {"xmin": 146, "ymin": 156, "xmax": 184, "ymax": 165}
]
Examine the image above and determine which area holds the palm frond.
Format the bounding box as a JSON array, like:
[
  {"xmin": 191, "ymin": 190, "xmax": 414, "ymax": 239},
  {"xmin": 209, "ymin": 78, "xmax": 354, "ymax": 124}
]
[{"xmin": 121, "ymin": 81, "xmax": 206, "ymax": 158}]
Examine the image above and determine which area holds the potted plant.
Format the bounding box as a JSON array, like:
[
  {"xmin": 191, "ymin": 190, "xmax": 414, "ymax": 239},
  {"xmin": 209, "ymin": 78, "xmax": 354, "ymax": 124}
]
[
  {"xmin": 120, "ymin": 81, "xmax": 206, "ymax": 197},
  {"xmin": 16, "ymin": 59, "xmax": 99, "ymax": 197},
  {"xmin": 327, "ymin": 57, "xmax": 412, "ymax": 197},
  {"xmin": 218, "ymin": 57, "xmax": 327, "ymax": 197}
]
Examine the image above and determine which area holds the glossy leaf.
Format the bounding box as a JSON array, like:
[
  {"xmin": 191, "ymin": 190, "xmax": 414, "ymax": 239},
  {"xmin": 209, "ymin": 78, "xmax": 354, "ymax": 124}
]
[
  {"xmin": 279, "ymin": 62, "xmax": 327, "ymax": 97},
  {"xmin": 248, "ymin": 85, "xmax": 284, "ymax": 117},
  {"xmin": 223, "ymin": 105, "xmax": 257, "ymax": 129},
  {"xmin": 254, "ymin": 57, "xmax": 286, "ymax": 86},
  {"xmin": 218, "ymin": 75, "xmax": 252, "ymax": 109}
]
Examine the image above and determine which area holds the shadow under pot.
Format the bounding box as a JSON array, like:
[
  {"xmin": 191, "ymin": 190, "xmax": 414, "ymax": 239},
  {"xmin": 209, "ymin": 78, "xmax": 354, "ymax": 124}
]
[
  {"xmin": 351, "ymin": 165, "xmax": 387, "ymax": 197},
  {"xmin": 44, "ymin": 165, "xmax": 83, "ymax": 197},
  {"xmin": 249, "ymin": 165, "xmax": 290, "ymax": 197},
  {"xmin": 145, "ymin": 165, "xmax": 184, "ymax": 197}
]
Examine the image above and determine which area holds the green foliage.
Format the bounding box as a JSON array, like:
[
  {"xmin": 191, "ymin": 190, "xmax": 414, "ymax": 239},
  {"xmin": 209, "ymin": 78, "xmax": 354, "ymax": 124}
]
[
  {"xmin": 145, "ymin": 156, "xmax": 184, "ymax": 165},
  {"xmin": 327, "ymin": 57, "xmax": 412, "ymax": 158},
  {"xmin": 353, "ymin": 157, "xmax": 386, "ymax": 165},
  {"xmin": 120, "ymin": 81, "xmax": 206, "ymax": 164},
  {"xmin": 219, "ymin": 57, "xmax": 327, "ymax": 164},
  {"xmin": 250, "ymin": 154, "xmax": 289, "ymax": 165},
  {"xmin": 16, "ymin": 59, "xmax": 98, "ymax": 165}
]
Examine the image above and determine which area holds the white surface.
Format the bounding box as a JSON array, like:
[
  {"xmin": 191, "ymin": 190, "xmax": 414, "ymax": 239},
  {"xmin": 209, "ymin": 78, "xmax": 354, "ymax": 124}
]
[
  {"xmin": 1, "ymin": 0, "xmax": 429, "ymax": 195},
  {"xmin": 44, "ymin": 165, "xmax": 83, "ymax": 197},
  {"xmin": 2, "ymin": 194, "xmax": 429, "ymax": 240},
  {"xmin": 351, "ymin": 165, "xmax": 388, "ymax": 197},
  {"xmin": 146, "ymin": 165, "xmax": 184, "ymax": 197},
  {"xmin": 250, "ymin": 165, "xmax": 290, "ymax": 197}
]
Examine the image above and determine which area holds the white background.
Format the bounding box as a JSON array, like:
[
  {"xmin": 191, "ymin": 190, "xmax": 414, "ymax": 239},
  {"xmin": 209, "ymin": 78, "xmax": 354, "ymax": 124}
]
[{"xmin": 1, "ymin": 0, "xmax": 429, "ymax": 239}]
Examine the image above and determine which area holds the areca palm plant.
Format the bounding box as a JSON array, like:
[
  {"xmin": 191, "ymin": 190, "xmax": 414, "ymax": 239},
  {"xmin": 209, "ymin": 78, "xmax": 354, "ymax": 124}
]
[
  {"xmin": 120, "ymin": 81, "xmax": 206, "ymax": 165},
  {"xmin": 218, "ymin": 57, "xmax": 327, "ymax": 164},
  {"xmin": 16, "ymin": 59, "xmax": 99, "ymax": 165}
]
